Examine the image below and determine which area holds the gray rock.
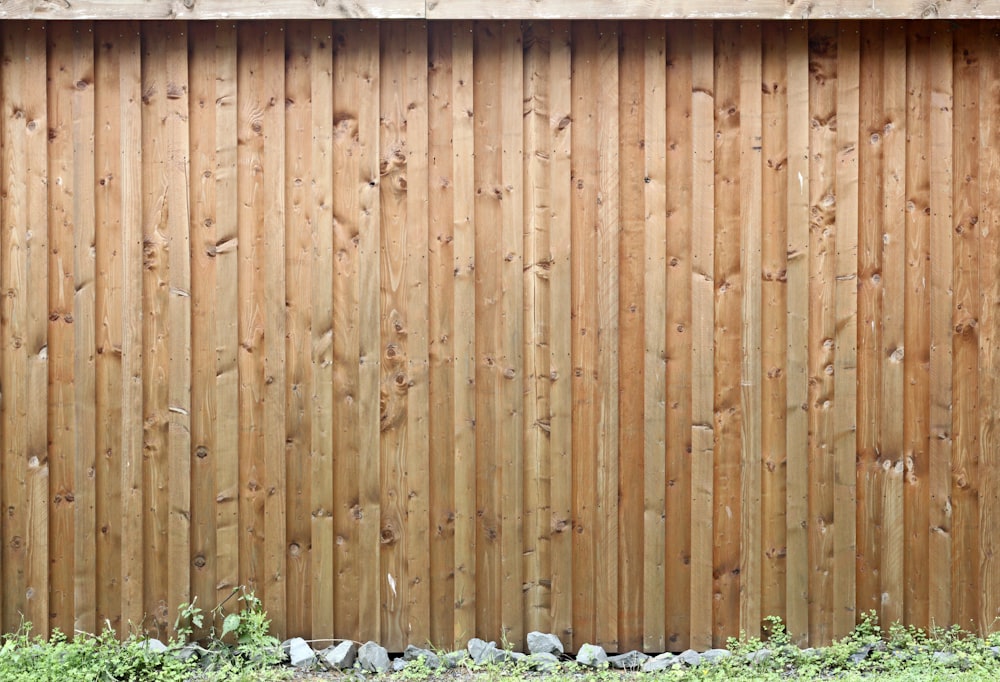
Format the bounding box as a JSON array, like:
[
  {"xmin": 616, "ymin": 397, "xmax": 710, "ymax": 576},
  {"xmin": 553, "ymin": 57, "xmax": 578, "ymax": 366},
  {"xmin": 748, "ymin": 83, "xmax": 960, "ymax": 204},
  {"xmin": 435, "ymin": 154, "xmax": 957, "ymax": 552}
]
[
  {"xmin": 172, "ymin": 643, "xmax": 206, "ymax": 662},
  {"xmin": 527, "ymin": 631, "xmax": 565, "ymax": 655},
  {"xmin": 443, "ymin": 650, "xmax": 469, "ymax": 668},
  {"xmin": 575, "ymin": 643, "xmax": 608, "ymax": 667},
  {"xmin": 467, "ymin": 638, "xmax": 497, "ymax": 664},
  {"xmin": 746, "ymin": 648, "xmax": 771, "ymax": 665},
  {"xmin": 392, "ymin": 658, "xmax": 408, "ymax": 672},
  {"xmin": 403, "ymin": 645, "xmax": 441, "ymax": 670},
  {"xmin": 320, "ymin": 641, "xmax": 358, "ymax": 670},
  {"xmin": 357, "ymin": 641, "xmax": 391, "ymax": 673},
  {"xmin": 641, "ymin": 652, "xmax": 677, "ymax": 673},
  {"xmin": 849, "ymin": 644, "xmax": 873, "ymax": 665},
  {"xmin": 608, "ymin": 650, "xmax": 649, "ymax": 669},
  {"xmin": 677, "ymin": 649, "xmax": 703, "ymax": 666},
  {"xmin": 281, "ymin": 637, "xmax": 317, "ymax": 669},
  {"xmin": 527, "ymin": 652, "xmax": 561, "ymax": 672},
  {"xmin": 932, "ymin": 651, "xmax": 969, "ymax": 669},
  {"xmin": 141, "ymin": 638, "xmax": 168, "ymax": 655},
  {"xmin": 701, "ymin": 649, "xmax": 731, "ymax": 664},
  {"xmin": 511, "ymin": 651, "xmax": 527, "ymax": 663},
  {"xmin": 991, "ymin": 646, "xmax": 1000, "ymax": 658}
]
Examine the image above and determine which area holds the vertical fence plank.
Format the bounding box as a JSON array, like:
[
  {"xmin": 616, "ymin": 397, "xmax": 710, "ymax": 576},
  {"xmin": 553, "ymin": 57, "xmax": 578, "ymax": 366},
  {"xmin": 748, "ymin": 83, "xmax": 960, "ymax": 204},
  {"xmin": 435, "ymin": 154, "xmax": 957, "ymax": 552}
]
[
  {"xmin": 615, "ymin": 20, "xmax": 646, "ymax": 653},
  {"xmin": 738, "ymin": 20, "xmax": 763, "ymax": 641},
  {"xmin": 904, "ymin": 22, "xmax": 931, "ymax": 631},
  {"xmin": 881, "ymin": 23, "xmax": 908, "ymax": 630},
  {"xmin": 951, "ymin": 21, "xmax": 981, "ymax": 633},
  {"xmin": 760, "ymin": 21, "xmax": 788, "ymax": 628},
  {"xmin": 712, "ymin": 21, "xmax": 742, "ymax": 646},
  {"xmin": 833, "ymin": 21, "xmax": 859, "ymax": 640},
  {"xmin": 310, "ymin": 18, "xmax": 335, "ymax": 641},
  {"xmin": 688, "ymin": 19, "xmax": 715, "ymax": 652},
  {"xmin": 784, "ymin": 20, "xmax": 810, "ymax": 647},
  {"xmin": 428, "ymin": 20, "xmax": 457, "ymax": 649},
  {"xmin": 450, "ymin": 19, "xmax": 476, "ymax": 649},
  {"xmin": 548, "ymin": 19, "xmax": 574, "ymax": 652},
  {"xmin": 928, "ymin": 25, "xmax": 954, "ymax": 630},
  {"xmin": 284, "ymin": 20, "xmax": 312, "ymax": 638},
  {"xmin": 665, "ymin": 21, "xmax": 694, "ymax": 652}
]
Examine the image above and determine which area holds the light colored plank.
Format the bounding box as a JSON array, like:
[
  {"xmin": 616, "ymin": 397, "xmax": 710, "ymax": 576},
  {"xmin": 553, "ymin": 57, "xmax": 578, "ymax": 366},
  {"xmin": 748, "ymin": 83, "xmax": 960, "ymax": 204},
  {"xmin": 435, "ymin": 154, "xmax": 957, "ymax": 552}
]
[
  {"xmin": 450, "ymin": 19, "xmax": 476, "ymax": 649},
  {"xmin": 426, "ymin": 0, "xmax": 1000, "ymax": 19},
  {"xmin": 212, "ymin": 21, "xmax": 240, "ymax": 610},
  {"xmin": 404, "ymin": 20, "xmax": 432, "ymax": 648},
  {"xmin": 0, "ymin": 0, "xmax": 423, "ymax": 19},
  {"xmin": 163, "ymin": 22, "xmax": 192, "ymax": 635},
  {"xmin": 118, "ymin": 22, "xmax": 145, "ymax": 633},
  {"xmin": 806, "ymin": 21, "xmax": 836, "ymax": 645},
  {"xmin": 880, "ymin": 23, "xmax": 907, "ymax": 630},
  {"xmin": 522, "ymin": 19, "xmax": 552, "ymax": 642},
  {"xmin": 950, "ymin": 22, "xmax": 980, "ymax": 632},
  {"xmin": 833, "ymin": 21, "xmax": 859, "ymax": 639},
  {"xmin": 712, "ymin": 21, "xmax": 742, "ymax": 646},
  {"xmin": 738, "ymin": 20, "xmax": 763, "ymax": 642},
  {"xmin": 188, "ymin": 19, "xmax": 220, "ymax": 637},
  {"xmin": 760, "ymin": 21, "xmax": 788, "ymax": 628},
  {"xmin": 354, "ymin": 20, "xmax": 382, "ymax": 645},
  {"xmin": 615, "ymin": 20, "xmax": 645, "ymax": 653},
  {"xmin": 570, "ymin": 21, "xmax": 599, "ymax": 647},
  {"xmin": 664, "ymin": 21, "xmax": 694, "ymax": 652},
  {"xmin": 856, "ymin": 20, "xmax": 884, "ymax": 623},
  {"xmin": 927, "ymin": 25, "xmax": 953, "ymax": 631},
  {"xmin": 688, "ymin": 19, "xmax": 715, "ymax": 653},
  {"xmin": 427, "ymin": 21, "xmax": 456, "ymax": 649},
  {"xmin": 904, "ymin": 22, "xmax": 931, "ymax": 631},
  {"xmin": 978, "ymin": 21, "xmax": 1000, "ymax": 635},
  {"xmin": 312, "ymin": 18, "xmax": 334, "ymax": 641},
  {"xmin": 94, "ymin": 22, "xmax": 125, "ymax": 635},
  {"xmin": 594, "ymin": 20, "xmax": 619, "ymax": 653},
  {"xmin": 547, "ymin": 19, "xmax": 574, "ymax": 651},
  {"xmin": 472, "ymin": 20, "xmax": 503, "ymax": 642},
  {"xmin": 641, "ymin": 21, "xmax": 667, "ymax": 653},
  {"xmin": 784, "ymin": 20, "xmax": 810, "ymax": 647},
  {"xmin": 284, "ymin": 20, "xmax": 312, "ymax": 638}
]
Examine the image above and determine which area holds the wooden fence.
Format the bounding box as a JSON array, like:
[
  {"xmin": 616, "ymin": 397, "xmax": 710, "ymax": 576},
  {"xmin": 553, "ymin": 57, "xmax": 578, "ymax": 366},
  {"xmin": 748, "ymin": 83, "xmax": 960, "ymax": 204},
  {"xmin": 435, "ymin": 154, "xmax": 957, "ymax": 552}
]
[{"xmin": 0, "ymin": 18, "xmax": 997, "ymax": 652}]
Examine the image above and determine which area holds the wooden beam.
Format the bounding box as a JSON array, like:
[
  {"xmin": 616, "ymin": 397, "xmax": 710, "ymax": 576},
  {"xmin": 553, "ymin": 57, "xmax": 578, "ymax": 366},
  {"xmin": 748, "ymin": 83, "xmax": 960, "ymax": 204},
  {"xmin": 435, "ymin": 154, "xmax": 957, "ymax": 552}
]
[{"xmin": 6, "ymin": 0, "xmax": 1000, "ymax": 20}]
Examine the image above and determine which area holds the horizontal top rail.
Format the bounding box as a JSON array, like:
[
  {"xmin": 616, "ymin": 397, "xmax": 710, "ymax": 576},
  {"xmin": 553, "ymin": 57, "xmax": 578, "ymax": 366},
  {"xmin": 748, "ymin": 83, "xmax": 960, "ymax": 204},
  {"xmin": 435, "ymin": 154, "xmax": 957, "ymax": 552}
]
[{"xmin": 1, "ymin": 0, "xmax": 998, "ymax": 20}]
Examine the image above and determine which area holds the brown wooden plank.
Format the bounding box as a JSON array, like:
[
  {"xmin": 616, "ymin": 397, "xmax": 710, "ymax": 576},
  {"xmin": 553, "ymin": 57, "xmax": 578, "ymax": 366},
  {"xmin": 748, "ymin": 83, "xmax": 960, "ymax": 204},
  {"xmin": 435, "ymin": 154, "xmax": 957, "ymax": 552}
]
[
  {"xmin": 904, "ymin": 22, "xmax": 931, "ymax": 631},
  {"xmin": 665, "ymin": 21, "xmax": 694, "ymax": 652},
  {"xmin": 140, "ymin": 22, "xmax": 172, "ymax": 635},
  {"xmin": 548, "ymin": 19, "xmax": 574, "ymax": 651},
  {"xmin": 450, "ymin": 19, "xmax": 476, "ymax": 649},
  {"xmin": 472, "ymin": 19, "xmax": 503, "ymax": 643},
  {"xmin": 641, "ymin": 21, "xmax": 666, "ymax": 653},
  {"xmin": 856, "ymin": 20, "xmax": 884, "ymax": 624},
  {"xmin": 760, "ymin": 21, "xmax": 789, "ymax": 628},
  {"xmin": 688, "ymin": 19, "xmax": 715, "ymax": 653},
  {"xmin": 188, "ymin": 20, "xmax": 219, "ymax": 637},
  {"xmin": 950, "ymin": 21, "xmax": 980, "ymax": 633},
  {"xmin": 880, "ymin": 23, "xmax": 907, "ymax": 629},
  {"xmin": 615, "ymin": 19, "xmax": 645, "ymax": 653},
  {"xmin": 738, "ymin": 20, "xmax": 763, "ymax": 641},
  {"xmin": 311, "ymin": 18, "xmax": 334, "ymax": 641},
  {"xmin": 978, "ymin": 21, "xmax": 1000, "ymax": 634},
  {"xmin": 284, "ymin": 20, "xmax": 312, "ymax": 638},
  {"xmin": 213, "ymin": 21, "xmax": 240, "ymax": 611},
  {"xmin": 118, "ymin": 21, "xmax": 145, "ymax": 633},
  {"xmin": 927, "ymin": 25, "xmax": 954, "ymax": 631},
  {"xmin": 163, "ymin": 22, "xmax": 192, "ymax": 635},
  {"xmin": 712, "ymin": 20, "xmax": 742, "ymax": 647},
  {"xmin": 355, "ymin": 20, "xmax": 382, "ymax": 645},
  {"xmin": 427, "ymin": 21, "xmax": 457, "ymax": 649},
  {"xmin": 570, "ymin": 21, "xmax": 599, "ymax": 647},
  {"xmin": 784, "ymin": 20, "xmax": 811, "ymax": 647},
  {"xmin": 522, "ymin": 19, "xmax": 552, "ymax": 642},
  {"xmin": 807, "ymin": 20, "xmax": 837, "ymax": 645},
  {"xmin": 833, "ymin": 20, "xmax": 859, "ymax": 639}
]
